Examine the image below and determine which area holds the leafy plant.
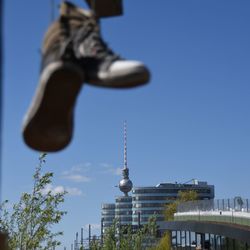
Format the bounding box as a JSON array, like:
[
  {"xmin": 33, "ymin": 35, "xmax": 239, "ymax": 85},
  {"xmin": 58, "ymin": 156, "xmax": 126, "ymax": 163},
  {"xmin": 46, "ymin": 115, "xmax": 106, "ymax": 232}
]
[
  {"xmin": 0, "ymin": 153, "xmax": 67, "ymax": 250},
  {"xmin": 100, "ymin": 215, "xmax": 158, "ymax": 250}
]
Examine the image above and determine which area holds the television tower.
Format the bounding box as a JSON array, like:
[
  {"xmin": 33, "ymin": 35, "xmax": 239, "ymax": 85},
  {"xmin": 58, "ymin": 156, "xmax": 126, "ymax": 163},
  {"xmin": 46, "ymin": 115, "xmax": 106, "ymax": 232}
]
[{"xmin": 119, "ymin": 121, "xmax": 133, "ymax": 196}]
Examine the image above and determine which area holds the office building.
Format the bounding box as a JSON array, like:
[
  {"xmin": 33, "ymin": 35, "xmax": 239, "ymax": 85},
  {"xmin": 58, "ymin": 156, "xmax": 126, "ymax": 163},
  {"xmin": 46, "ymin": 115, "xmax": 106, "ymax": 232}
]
[{"xmin": 132, "ymin": 181, "xmax": 214, "ymax": 232}]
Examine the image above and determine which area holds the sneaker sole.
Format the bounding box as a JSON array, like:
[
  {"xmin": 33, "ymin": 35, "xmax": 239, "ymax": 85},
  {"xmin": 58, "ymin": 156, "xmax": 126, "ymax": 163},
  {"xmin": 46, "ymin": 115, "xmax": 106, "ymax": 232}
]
[
  {"xmin": 23, "ymin": 61, "xmax": 84, "ymax": 152},
  {"xmin": 87, "ymin": 66, "xmax": 150, "ymax": 89}
]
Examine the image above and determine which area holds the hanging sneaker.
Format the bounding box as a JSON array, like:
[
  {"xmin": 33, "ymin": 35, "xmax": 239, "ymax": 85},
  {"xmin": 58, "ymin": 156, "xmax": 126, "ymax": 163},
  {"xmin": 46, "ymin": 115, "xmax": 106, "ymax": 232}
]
[
  {"xmin": 22, "ymin": 17, "xmax": 85, "ymax": 152},
  {"xmin": 61, "ymin": 1, "xmax": 151, "ymax": 88}
]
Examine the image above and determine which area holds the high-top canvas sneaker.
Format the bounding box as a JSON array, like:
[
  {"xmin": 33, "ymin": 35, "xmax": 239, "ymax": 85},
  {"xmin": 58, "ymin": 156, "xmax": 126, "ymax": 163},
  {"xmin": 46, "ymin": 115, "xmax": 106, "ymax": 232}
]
[
  {"xmin": 22, "ymin": 14, "xmax": 85, "ymax": 152},
  {"xmin": 62, "ymin": 1, "xmax": 150, "ymax": 88}
]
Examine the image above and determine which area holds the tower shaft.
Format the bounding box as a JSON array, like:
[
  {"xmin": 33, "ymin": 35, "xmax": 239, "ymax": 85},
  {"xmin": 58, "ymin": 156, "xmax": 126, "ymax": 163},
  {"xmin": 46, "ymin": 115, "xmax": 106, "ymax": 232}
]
[
  {"xmin": 119, "ymin": 121, "xmax": 133, "ymax": 196},
  {"xmin": 124, "ymin": 120, "xmax": 127, "ymax": 169}
]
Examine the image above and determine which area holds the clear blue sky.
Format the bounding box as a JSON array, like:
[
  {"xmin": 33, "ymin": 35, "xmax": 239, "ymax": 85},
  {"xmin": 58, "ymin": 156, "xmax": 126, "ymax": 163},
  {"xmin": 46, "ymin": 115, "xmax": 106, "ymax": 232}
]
[{"xmin": 3, "ymin": 0, "xmax": 250, "ymax": 248}]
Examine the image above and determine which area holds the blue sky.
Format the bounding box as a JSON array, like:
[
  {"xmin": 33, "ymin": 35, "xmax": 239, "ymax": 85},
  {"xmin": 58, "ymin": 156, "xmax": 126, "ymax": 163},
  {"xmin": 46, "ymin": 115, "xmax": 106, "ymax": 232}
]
[{"xmin": 2, "ymin": 0, "xmax": 250, "ymax": 248}]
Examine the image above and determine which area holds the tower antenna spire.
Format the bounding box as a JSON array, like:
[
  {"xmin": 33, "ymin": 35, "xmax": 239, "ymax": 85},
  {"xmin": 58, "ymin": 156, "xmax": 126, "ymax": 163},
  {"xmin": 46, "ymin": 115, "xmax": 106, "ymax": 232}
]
[
  {"xmin": 119, "ymin": 121, "xmax": 133, "ymax": 196},
  {"xmin": 124, "ymin": 120, "xmax": 127, "ymax": 169}
]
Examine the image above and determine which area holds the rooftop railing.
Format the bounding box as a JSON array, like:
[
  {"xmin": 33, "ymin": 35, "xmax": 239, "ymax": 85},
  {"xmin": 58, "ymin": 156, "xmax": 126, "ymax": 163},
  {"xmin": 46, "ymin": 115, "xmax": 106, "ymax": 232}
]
[{"xmin": 177, "ymin": 198, "xmax": 250, "ymax": 213}]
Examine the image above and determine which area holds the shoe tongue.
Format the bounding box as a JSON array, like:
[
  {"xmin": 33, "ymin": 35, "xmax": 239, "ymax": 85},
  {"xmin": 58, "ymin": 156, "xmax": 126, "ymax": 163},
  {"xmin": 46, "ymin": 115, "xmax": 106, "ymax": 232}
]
[{"xmin": 60, "ymin": 1, "xmax": 94, "ymax": 19}]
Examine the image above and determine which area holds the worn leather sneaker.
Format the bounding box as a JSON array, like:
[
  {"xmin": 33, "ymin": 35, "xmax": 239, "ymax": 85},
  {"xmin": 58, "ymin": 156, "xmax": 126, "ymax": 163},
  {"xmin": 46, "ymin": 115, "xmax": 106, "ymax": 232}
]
[
  {"xmin": 62, "ymin": 1, "xmax": 150, "ymax": 88},
  {"xmin": 23, "ymin": 19, "xmax": 85, "ymax": 152}
]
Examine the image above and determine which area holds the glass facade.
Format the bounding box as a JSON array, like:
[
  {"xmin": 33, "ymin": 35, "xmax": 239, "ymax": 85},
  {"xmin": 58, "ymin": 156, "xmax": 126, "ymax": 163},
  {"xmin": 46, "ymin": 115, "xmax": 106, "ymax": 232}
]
[
  {"xmin": 115, "ymin": 196, "xmax": 132, "ymax": 226},
  {"xmin": 171, "ymin": 232, "xmax": 250, "ymax": 249},
  {"xmin": 101, "ymin": 197, "xmax": 133, "ymax": 232},
  {"xmin": 132, "ymin": 182, "xmax": 214, "ymax": 232},
  {"xmin": 101, "ymin": 203, "xmax": 115, "ymax": 232}
]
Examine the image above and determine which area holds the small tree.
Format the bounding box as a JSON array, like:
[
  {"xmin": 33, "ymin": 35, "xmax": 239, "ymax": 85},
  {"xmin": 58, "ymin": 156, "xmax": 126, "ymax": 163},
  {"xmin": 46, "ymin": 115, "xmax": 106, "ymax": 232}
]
[
  {"xmin": 164, "ymin": 190, "xmax": 198, "ymax": 221},
  {"xmin": 0, "ymin": 153, "xmax": 67, "ymax": 249},
  {"xmin": 164, "ymin": 202, "xmax": 177, "ymax": 221},
  {"xmin": 153, "ymin": 232, "xmax": 171, "ymax": 250},
  {"xmin": 101, "ymin": 215, "xmax": 159, "ymax": 250},
  {"xmin": 90, "ymin": 235, "xmax": 101, "ymax": 250},
  {"xmin": 178, "ymin": 190, "xmax": 198, "ymax": 203},
  {"xmin": 102, "ymin": 219, "xmax": 117, "ymax": 250},
  {"xmin": 154, "ymin": 190, "xmax": 198, "ymax": 250}
]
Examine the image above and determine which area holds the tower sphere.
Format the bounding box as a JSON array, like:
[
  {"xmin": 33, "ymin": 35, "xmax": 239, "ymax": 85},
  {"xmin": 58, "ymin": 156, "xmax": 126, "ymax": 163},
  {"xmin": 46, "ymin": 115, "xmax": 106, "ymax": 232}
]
[{"xmin": 119, "ymin": 178, "xmax": 133, "ymax": 195}]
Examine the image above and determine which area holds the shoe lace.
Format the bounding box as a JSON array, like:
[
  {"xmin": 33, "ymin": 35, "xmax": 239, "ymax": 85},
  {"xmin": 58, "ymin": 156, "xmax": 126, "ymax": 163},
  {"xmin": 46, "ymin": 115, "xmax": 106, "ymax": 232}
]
[
  {"xmin": 90, "ymin": 31, "xmax": 117, "ymax": 60},
  {"xmin": 74, "ymin": 19, "xmax": 120, "ymax": 61}
]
